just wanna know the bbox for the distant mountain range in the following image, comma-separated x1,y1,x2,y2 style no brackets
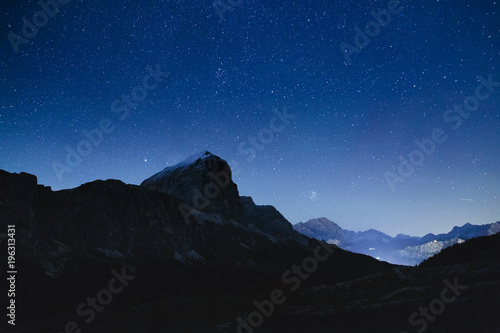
294,217,500,265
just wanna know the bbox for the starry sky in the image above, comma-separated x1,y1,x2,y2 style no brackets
1,0,499,236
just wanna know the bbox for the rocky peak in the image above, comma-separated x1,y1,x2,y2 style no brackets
488,221,500,235
294,217,345,241
140,151,241,217
140,152,305,243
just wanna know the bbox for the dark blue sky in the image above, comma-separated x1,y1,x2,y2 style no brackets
1,0,499,236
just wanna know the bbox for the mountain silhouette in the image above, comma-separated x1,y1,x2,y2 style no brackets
0,152,499,332
0,152,392,332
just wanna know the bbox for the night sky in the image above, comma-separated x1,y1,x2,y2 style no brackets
1,0,499,236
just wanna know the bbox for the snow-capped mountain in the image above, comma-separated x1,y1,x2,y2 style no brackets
294,217,500,265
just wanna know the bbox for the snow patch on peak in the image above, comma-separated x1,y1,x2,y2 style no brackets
142,151,217,187
176,151,212,167
165,151,213,171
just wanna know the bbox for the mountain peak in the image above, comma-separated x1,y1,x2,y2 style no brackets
141,151,228,189
179,150,213,165
140,151,241,217
161,151,217,172
294,217,345,241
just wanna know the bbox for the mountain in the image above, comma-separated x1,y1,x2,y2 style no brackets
293,217,347,244
141,151,243,218
1,152,499,332
294,217,500,265
0,152,394,332
140,151,302,242
1,152,500,332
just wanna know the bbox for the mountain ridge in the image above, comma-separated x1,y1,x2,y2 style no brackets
294,217,500,265
1,152,500,332
0,152,396,331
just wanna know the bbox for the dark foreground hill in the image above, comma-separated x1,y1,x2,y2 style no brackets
257,231,500,333
420,231,500,267
0,152,499,332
